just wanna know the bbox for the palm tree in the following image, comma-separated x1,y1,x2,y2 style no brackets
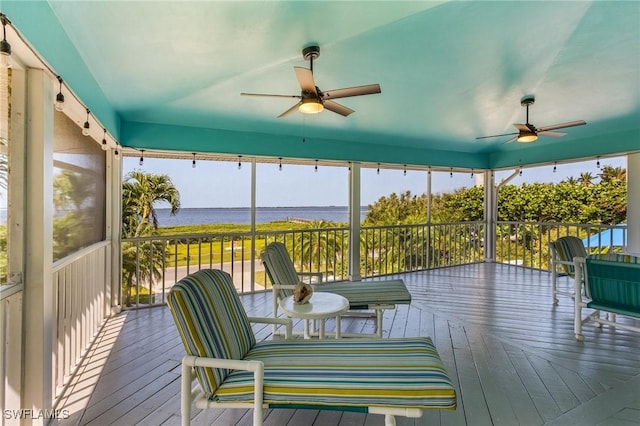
294,220,343,277
598,165,626,183
122,170,180,238
578,172,595,186
121,171,180,306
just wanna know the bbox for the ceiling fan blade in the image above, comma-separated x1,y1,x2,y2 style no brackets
277,102,302,118
322,84,381,100
504,136,518,144
241,92,301,99
476,132,518,140
537,120,586,132
294,66,317,95
323,100,355,117
538,131,566,137
513,123,529,132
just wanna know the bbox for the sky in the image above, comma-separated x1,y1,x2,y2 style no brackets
122,155,627,209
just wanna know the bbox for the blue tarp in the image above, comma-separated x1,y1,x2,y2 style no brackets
582,226,627,247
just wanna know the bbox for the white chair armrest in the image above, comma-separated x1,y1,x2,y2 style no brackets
297,272,324,283
182,355,265,426
248,316,293,338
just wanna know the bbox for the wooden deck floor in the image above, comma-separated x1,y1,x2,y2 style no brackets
55,263,640,426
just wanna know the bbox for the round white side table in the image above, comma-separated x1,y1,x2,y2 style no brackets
278,292,349,339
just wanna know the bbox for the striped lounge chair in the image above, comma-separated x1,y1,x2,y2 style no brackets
167,269,457,426
549,236,587,305
261,241,411,338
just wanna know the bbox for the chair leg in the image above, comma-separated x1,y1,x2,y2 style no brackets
376,309,383,338
384,414,397,426
181,360,194,426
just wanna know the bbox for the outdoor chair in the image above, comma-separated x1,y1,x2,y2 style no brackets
167,269,457,426
573,254,640,341
260,241,411,338
549,236,587,305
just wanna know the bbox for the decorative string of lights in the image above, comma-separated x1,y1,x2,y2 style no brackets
450,168,453,178
0,13,11,68
82,108,91,136
55,76,65,111
553,162,557,173
377,163,380,175
192,153,196,168
278,157,282,171
0,13,11,144
1,12,120,153
139,150,145,166
471,169,474,178
237,155,242,170
315,159,318,172
101,128,108,150
596,156,601,169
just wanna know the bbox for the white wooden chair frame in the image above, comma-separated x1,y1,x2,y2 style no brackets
179,316,424,426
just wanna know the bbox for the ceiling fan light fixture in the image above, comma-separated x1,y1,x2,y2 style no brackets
298,98,323,114
517,131,538,143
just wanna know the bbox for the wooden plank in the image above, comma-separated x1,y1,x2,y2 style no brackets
447,323,493,426
502,348,562,422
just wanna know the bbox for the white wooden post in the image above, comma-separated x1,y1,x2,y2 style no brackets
348,162,361,281
23,68,54,420
484,171,496,262
109,145,122,313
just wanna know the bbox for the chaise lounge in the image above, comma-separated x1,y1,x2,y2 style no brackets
261,241,411,338
167,269,456,426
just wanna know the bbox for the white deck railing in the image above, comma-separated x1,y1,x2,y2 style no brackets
121,222,486,308
496,221,628,269
51,241,109,403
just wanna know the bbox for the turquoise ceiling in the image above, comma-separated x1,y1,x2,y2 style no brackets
4,1,639,169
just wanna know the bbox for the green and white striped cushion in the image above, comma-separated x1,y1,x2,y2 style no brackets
167,269,256,397
262,242,411,308
553,236,587,276
261,242,301,299
590,253,640,264
216,337,457,410
313,280,411,308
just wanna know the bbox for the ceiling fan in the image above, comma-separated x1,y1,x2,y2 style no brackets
476,95,586,143
241,45,381,118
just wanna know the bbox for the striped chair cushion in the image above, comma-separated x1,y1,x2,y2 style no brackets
215,337,457,410
552,236,587,276
261,242,301,299
589,253,640,264
313,279,411,309
167,269,256,398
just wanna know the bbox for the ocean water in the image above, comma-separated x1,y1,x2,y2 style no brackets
155,206,368,227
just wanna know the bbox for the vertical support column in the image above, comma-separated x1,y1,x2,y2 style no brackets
250,158,257,291
348,163,361,281
23,68,54,419
109,148,122,313
627,153,640,254
484,171,496,262
426,169,432,268
4,62,26,424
